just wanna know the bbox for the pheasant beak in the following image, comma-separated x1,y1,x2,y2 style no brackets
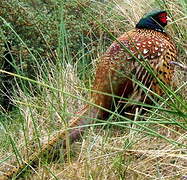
170,61,187,72
167,16,172,22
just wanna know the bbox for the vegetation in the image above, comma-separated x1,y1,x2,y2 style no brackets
0,0,186,179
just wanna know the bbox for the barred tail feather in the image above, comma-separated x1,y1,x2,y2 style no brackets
1,104,91,180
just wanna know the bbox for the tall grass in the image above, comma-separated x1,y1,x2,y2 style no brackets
0,0,186,179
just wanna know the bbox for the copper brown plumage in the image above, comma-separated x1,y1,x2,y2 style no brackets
92,11,177,118
1,9,178,179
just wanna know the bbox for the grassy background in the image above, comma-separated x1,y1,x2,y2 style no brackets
0,0,187,179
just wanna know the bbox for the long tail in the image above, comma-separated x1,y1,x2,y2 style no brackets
1,104,92,180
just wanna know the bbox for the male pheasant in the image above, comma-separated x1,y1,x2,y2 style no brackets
1,9,178,179
92,9,177,119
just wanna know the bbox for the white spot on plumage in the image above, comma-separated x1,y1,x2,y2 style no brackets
127,55,132,60
158,52,161,56
136,47,140,49
151,55,154,59
138,54,141,59
148,41,152,44
131,50,135,54
143,49,149,54
155,41,159,45
142,45,146,47
155,47,159,50
160,48,164,52
137,43,141,46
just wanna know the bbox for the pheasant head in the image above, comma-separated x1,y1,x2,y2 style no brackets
136,9,168,32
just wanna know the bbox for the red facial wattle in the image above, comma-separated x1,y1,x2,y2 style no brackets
158,13,167,24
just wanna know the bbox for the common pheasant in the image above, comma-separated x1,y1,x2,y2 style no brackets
1,9,178,179
92,9,178,119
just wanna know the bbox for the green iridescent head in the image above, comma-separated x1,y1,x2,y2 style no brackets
136,10,168,32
